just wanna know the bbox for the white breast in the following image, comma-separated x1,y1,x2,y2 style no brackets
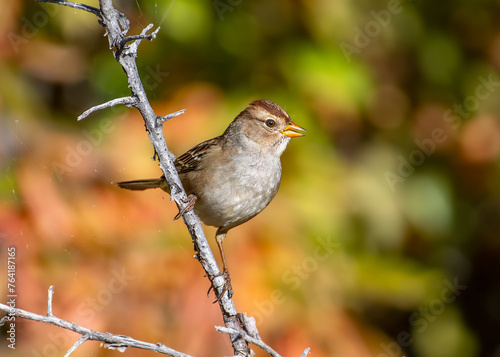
193,153,282,230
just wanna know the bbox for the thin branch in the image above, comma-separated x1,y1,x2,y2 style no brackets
36,0,102,18
216,326,282,357
237,313,260,340
0,313,9,326
64,335,90,357
300,348,311,357
47,285,54,316
116,23,160,58
216,326,311,357
120,25,161,48
157,109,186,127
0,300,193,357
77,96,136,121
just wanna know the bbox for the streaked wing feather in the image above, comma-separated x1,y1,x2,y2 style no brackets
174,137,220,174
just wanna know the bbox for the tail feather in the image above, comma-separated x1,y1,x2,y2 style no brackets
117,178,166,191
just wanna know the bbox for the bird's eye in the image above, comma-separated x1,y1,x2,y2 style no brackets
265,118,276,128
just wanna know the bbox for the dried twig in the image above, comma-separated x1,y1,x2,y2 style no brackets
216,326,282,357
115,24,161,57
120,26,161,47
0,288,192,357
64,335,90,357
300,348,311,357
47,285,54,316
37,0,101,17
77,96,136,120
157,109,186,126
215,326,310,357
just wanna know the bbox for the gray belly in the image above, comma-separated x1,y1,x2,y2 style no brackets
193,159,282,230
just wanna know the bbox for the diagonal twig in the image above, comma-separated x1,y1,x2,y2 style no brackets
77,96,136,121
64,335,90,357
120,25,161,48
36,0,102,18
116,23,161,58
157,109,186,127
300,348,311,357
0,287,193,357
216,326,282,357
216,326,311,357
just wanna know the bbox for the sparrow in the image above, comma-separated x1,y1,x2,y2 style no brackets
117,99,306,298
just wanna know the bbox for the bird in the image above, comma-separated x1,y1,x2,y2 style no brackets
117,99,306,298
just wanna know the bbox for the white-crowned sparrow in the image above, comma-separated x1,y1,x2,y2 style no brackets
118,99,305,296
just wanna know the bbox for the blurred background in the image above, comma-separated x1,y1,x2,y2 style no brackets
1,0,500,356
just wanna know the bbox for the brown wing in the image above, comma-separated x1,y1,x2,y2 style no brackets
174,136,221,174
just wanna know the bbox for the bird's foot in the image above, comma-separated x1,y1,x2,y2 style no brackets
174,194,197,220
207,270,233,303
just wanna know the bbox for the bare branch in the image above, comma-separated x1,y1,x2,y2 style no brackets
116,23,160,58
64,335,90,357
120,25,161,48
77,96,136,121
0,302,193,357
237,313,260,339
300,348,311,357
157,109,186,127
0,313,9,326
36,0,102,18
216,326,310,357
47,285,54,316
216,326,282,357
99,0,130,50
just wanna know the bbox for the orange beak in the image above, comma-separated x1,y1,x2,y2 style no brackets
281,121,307,138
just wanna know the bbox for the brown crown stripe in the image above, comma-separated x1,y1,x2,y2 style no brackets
249,99,290,119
